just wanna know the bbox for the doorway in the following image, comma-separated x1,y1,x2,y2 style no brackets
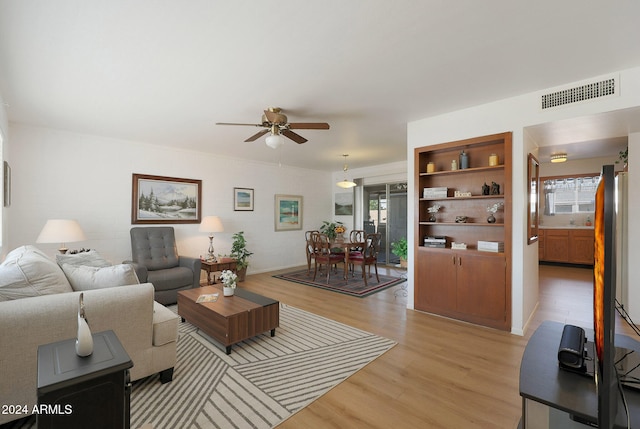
362,182,407,265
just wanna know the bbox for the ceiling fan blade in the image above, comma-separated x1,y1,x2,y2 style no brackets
216,122,265,127
288,122,330,130
282,129,308,144
244,129,270,142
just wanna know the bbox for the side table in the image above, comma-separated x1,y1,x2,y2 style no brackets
200,259,237,285
37,330,133,429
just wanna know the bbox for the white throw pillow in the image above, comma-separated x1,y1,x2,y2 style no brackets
61,263,140,291
56,250,111,268
0,245,73,301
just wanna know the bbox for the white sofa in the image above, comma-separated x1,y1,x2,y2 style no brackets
0,246,179,425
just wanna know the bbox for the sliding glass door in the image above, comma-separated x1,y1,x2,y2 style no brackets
362,182,407,265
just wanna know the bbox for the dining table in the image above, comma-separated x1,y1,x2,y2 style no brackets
331,240,366,282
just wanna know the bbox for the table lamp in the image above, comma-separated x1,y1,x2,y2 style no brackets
36,219,87,254
199,216,224,262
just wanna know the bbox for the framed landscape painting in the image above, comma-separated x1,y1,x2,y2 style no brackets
234,187,254,211
132,174,202,224
274,194,303,231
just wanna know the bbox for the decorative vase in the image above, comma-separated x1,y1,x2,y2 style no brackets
223,286,235,297
460,150,469,169
428,214,436,222
76,293,93,357
487,214,496,224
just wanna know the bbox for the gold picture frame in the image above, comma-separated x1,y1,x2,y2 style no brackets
132,173,202,224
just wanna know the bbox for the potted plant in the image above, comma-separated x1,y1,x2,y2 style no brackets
230,231,253,281
616,146,628,171
391,237,408,268
320,221,344,241
220,269,237,296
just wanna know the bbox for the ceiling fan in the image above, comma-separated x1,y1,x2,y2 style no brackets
216,107,330,148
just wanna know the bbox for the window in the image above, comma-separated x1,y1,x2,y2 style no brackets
543,175,600,215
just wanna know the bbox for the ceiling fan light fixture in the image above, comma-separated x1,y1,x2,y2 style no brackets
550,153,568,163
336,154,357,188
265,132,284,149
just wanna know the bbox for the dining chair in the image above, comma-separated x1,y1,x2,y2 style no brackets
349,232,381,286
305,230,319,274
312,232,345,284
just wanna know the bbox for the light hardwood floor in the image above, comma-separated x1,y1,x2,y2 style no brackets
238,264,637,429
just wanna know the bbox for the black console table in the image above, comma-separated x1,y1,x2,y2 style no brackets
519,321,640,428
37,330,133,429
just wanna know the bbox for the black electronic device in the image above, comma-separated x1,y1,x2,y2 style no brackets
558,324,586,371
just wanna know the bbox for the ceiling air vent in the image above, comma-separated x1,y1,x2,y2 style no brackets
541,77,617,110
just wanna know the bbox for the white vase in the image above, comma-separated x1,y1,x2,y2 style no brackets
75,293,93,357
223,286,235,297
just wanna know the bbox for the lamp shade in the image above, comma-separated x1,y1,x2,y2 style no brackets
336,179,357,188
36,219,87,253
199,216,224,233
265,134,284,149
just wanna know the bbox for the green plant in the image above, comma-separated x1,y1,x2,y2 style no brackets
320,221,344,240
230,231,253,270
616,146,628,165
391,237,408,260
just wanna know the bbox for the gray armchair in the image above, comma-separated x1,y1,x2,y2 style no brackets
129,227,201,305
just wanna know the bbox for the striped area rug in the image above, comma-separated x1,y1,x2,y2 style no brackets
131,303,395,428
3,304,395,429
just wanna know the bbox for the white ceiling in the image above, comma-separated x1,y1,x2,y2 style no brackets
1,1,639,171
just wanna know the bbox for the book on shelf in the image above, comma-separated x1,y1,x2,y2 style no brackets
424,235,446,244
424,243,446,248
423,187,448,198
477,241,504,252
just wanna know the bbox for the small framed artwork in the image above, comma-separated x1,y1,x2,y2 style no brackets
132,173,202,224
274,194,303,231
3,161,10,208
335,192,353,215
234,187,254,211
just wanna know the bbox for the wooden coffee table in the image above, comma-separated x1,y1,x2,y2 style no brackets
177,286,279,354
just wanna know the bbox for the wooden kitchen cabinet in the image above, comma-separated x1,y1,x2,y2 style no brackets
542,229,569,262
568,229,595,265
539,228,594,265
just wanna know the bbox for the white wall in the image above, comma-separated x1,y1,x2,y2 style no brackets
408,67,640,334
6,124,333,274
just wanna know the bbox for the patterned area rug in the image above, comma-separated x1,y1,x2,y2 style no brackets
2,304,395,429
274,268,406,297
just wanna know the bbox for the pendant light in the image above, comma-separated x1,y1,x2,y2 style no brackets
336,154,357,188
265,125,284,149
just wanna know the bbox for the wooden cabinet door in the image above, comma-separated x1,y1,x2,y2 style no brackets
456,252,506,326
538,229,545,260
569,230,595,264
415,248,456,313
543,230,570,262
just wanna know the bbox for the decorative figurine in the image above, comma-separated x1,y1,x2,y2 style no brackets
455,216,468,223
76,293,93,357
490,181,500,195
482,182,490,195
